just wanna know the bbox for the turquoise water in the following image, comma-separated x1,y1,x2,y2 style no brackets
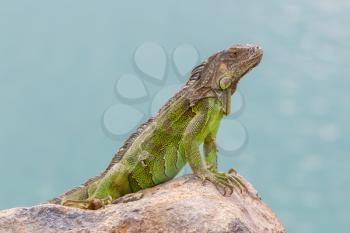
0,1,349,232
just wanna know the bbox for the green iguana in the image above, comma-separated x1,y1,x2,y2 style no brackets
49,44,263,210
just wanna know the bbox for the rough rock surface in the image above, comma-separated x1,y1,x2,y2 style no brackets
0,174,285,233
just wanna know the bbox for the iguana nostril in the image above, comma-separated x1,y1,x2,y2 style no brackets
254,46,263,54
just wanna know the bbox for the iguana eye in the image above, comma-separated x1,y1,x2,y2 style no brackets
219,76,232,89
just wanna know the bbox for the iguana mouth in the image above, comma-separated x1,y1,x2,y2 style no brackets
238,52,263,79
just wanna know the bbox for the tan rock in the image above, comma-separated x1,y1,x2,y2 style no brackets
0,175,285,233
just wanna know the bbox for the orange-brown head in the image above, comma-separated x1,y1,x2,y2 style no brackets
187,44,263,115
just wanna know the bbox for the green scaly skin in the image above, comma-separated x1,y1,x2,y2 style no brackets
49,44,263,210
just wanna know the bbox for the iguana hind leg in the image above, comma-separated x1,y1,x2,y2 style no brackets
62,196,112,210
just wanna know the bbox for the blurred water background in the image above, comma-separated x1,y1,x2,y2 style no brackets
0,1,349,232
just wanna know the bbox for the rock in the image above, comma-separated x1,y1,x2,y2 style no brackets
0,175,285,233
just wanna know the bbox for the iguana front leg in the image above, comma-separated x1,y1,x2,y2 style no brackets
204,134,218,172
184,99,248,195
203,132,248,194
182,100,232,195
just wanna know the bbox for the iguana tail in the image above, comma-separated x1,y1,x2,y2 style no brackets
48,177,100,204
48,152,125,205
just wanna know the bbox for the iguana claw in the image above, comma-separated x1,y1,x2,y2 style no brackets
227,169,248,194
196,168,248,196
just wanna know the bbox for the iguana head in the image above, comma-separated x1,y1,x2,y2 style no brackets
188,44,263,115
